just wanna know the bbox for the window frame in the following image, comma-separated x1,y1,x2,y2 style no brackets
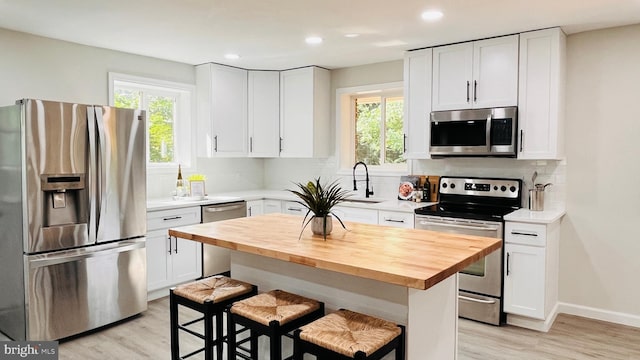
108,72,196,173
336,82,408,176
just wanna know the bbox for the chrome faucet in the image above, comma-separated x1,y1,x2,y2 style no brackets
352,161,374,198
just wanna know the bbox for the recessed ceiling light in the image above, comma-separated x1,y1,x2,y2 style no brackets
305,36,323,45
421,10,444,21
345,34,360,38
224,53,240,60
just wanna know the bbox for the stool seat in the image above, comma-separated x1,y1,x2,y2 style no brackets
227,289,325,360
170,275,257,360
298,309,402,357
230,289,322,326
173,275,255,304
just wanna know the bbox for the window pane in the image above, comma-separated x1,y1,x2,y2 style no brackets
146,94,176,163
355,97,381,165
385,97,404,164
114,88,140,109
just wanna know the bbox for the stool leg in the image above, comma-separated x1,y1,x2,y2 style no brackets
250,328,258,359
269,321,281,360
396,325,406,360
204,303,214,360
227,312,236,360
170,290,179,360
292,329,302,360
215,310,223,360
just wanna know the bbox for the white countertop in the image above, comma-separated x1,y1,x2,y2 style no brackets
147,190,433,213
504,208,566,224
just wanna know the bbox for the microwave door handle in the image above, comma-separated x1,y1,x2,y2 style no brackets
485,114,492,151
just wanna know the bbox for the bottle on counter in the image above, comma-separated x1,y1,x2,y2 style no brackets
423,178,431,201
176,164,184,197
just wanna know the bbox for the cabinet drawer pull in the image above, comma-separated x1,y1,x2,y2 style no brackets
459,295,496,304
287,207,302,212
163,216,182,221
511,231,538,237
384,218,405,223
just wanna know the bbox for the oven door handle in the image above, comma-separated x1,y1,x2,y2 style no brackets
459,295,497,304
418,220,499,232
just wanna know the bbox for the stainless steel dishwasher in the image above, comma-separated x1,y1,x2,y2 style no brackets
201,201,247,277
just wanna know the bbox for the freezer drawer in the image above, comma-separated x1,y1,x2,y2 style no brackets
25,239,147,340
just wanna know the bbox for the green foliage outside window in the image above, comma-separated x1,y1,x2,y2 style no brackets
114,89,176,163
355,96,404,165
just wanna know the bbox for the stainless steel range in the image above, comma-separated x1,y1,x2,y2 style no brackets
415,176,522,325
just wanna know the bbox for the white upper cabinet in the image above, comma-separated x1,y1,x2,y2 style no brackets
403,48,433,159
517,28,566,160
279,66,330,158
196,63,248,157
248,70,280,157
432,35,519,111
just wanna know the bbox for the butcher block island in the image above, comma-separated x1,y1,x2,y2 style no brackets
169,213,501,360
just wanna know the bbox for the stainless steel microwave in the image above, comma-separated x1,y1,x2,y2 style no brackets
430,106,517,157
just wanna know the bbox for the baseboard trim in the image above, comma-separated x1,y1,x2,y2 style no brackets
507,303,559,332
557,302,640,328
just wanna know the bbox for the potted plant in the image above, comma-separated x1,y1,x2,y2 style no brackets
288,177,350,240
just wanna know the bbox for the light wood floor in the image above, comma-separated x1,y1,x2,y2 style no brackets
56,296,640,359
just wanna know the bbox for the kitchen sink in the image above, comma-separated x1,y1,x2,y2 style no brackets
342,198,384,204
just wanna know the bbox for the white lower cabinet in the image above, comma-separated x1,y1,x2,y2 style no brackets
504,220,560,330
146,206,202,299
378,210,415,228
264,199,283,214
332,206,378,225
246,200,264,217
283,201,306,216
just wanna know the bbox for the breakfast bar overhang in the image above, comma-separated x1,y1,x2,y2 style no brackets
168,213,501,360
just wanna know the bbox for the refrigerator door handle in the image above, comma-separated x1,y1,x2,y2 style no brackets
27,238,146,268
94,106,107,239
87,106,97,242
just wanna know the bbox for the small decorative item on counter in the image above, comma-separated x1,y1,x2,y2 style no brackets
175,164,185,197
287,177,350,240
398,175,420,201
187,174,207,199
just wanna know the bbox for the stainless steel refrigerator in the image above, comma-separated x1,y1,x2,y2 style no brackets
0,99,147,341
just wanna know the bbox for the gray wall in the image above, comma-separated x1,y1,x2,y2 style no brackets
0,28,264,198
561,24,640,319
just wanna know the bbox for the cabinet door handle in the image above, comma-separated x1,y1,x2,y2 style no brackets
174,237,178,254
506,252,510,276
249,136,253,153
474,80,478,102
167,236,172,255
466,81,470,102
214,135,218,152
383,218,405,223
520,130,524,152
163,216,182,221
403,133,407,153
511,231,538,237
248,206,252,217
279,137,283,152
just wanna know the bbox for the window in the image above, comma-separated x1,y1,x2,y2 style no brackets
108,72,195,169
336,82,407,174
354,92,404,165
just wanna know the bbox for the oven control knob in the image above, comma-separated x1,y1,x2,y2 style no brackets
494,186,498,191
442,183,448,188
500,185,507,192
450,183,456,189
510,186,517,192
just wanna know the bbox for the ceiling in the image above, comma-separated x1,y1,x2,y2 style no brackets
1,0,640,70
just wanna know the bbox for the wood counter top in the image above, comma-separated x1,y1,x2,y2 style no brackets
168,213,501,290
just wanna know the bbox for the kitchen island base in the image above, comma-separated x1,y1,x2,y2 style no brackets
230,251,458,360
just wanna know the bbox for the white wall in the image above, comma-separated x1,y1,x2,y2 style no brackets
560,24,640,321
0,28,264,199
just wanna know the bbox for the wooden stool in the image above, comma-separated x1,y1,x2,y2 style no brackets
293,309,405,360
227,289,325,360
170,275,257,360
